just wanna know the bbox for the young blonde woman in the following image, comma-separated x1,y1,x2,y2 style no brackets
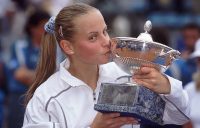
23,3,190,128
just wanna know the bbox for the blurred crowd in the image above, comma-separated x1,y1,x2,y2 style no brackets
0,0,200,128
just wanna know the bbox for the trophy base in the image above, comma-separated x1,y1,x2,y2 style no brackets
94,83,165,125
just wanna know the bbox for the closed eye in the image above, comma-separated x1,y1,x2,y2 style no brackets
88,33,98,42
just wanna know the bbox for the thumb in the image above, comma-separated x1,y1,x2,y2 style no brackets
140,67,152,74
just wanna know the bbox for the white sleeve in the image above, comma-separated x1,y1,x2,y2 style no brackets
22,122,61,128
161,75,190,125
184,82,195,100
22,94,62,128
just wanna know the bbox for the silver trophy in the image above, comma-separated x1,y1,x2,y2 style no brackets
94,20,180,125
112,20,180,75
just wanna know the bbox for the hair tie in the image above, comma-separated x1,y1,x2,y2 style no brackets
44,16,56,34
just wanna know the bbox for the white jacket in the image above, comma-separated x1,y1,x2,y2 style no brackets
23,59,190,128
185,82,200,128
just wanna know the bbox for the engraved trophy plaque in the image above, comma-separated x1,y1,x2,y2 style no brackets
94,21,180,125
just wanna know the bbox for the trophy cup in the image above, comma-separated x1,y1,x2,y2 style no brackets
94,20,180,125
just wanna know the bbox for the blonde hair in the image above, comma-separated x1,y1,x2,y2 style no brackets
25,3,96,105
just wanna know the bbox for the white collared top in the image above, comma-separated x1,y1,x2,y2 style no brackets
185,82,200,128
23,59,190,128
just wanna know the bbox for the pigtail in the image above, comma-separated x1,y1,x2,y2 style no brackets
25,32,57,105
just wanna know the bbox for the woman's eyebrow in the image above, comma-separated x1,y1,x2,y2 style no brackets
88,31,98,35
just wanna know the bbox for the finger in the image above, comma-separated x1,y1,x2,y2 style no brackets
134,67,154,75
115,117,138,123
133,69,159,79
133,74,152,79
110,117,138,128
134,79,155,91
105,113,120,119
109,121,127,128
101,113,121,126
133,73,154,80
141,67,153,73
134,77,157,84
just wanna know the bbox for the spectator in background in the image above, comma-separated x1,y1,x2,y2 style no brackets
0,0,36,63
112,14,131,37
184,38,200,128
6,10,50,128
177,23,200,60
0,64,4,128
150,27,170,45
0,43,7,128
166,23,200,86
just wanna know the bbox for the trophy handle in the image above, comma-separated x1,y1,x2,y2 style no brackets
158,49,181,66
115,75,138,86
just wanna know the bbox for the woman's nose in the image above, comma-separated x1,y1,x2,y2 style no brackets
101,35,110,47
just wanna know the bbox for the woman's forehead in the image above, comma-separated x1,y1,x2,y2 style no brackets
73,10,106,32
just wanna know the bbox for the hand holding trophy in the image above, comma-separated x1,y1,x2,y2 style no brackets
94,20,180,125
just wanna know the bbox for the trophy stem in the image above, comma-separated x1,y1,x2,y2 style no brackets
116,75,138,86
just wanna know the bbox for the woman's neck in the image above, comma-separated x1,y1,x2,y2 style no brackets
68,62,99,90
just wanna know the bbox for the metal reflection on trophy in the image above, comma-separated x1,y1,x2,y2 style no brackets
112,21,180,75
94,20,180,125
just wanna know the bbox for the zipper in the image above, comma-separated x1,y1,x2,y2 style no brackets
93,91,96,101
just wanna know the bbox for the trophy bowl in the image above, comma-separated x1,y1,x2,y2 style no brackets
94,21,180,125
111,37,180,75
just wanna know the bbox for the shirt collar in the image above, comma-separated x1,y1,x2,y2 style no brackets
59,59,86,87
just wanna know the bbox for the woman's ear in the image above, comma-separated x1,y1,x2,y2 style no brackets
60,40,74,55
